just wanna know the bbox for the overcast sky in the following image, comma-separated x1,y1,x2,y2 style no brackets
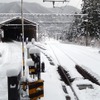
0,0,82,9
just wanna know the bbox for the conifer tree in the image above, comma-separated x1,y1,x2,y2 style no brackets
81,0,100,38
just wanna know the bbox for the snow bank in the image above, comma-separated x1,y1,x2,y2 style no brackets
26,59,34,66
0,43,6,57
72,79,100,100
21,76,35,82
6,64,22,77
81,65,100,84
26,76,35,82
26,43,34,49
29,47,40,54
72,79,93,86
35,42,47,50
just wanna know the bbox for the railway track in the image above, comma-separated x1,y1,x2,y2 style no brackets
59,44,100,62
46,43,100,100
53,43,100,85
48,43,80,100
55,44,99,64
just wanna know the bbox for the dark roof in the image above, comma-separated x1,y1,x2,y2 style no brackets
0,17,37,27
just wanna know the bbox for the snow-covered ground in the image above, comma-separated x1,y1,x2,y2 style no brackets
0,42,22,100
0,39,100,100
43,39,100,100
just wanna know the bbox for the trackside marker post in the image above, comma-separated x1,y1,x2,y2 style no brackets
6,66,22,100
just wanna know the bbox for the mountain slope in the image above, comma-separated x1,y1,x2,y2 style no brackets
49,5,80,14
0,2,52,13
0,2,25,13
23,2,52,13
0,2,80,14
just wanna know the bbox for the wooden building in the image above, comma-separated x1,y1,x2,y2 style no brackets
0,17,38,42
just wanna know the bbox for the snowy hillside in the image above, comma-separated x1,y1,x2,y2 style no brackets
0,2,51,13
0,39,100,100
49,5,80,14
0,2,80,13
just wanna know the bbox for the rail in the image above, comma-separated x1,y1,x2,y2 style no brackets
48,44,80,100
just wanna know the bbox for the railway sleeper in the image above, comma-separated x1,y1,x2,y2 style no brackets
62,85,68,93
75,65,100,86
58,65,74,85
62,85,71,100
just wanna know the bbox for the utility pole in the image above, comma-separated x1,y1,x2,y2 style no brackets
86,21,88,46
21,0,25,76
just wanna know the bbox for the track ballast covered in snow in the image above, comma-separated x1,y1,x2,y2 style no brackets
0,39,100,100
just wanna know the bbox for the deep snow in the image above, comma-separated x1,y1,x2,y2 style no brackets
0,39,100,100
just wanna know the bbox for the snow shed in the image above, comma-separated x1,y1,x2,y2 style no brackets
0,17,37,42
